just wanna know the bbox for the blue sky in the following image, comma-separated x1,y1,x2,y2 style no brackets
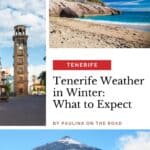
104,0,150,11
0,130,150,150
0,0,45,69
0,0,45,82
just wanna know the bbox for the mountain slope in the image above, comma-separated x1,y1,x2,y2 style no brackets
50,0,120,17
33,136,102,150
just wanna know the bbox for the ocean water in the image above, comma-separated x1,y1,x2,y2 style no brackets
80,12,150,31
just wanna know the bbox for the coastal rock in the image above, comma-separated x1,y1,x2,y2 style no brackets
50,0,120,17
60,7,78,17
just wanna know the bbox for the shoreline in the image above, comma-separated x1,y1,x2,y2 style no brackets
50,17,150,48
77,18,150,32
81,13,120,17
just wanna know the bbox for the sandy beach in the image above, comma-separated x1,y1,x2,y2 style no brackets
50,17,150,48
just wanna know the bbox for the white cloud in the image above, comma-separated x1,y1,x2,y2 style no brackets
106,0,144,6
0,0,45,17
0,0,45,48
118,7,150,12
119,132,150,150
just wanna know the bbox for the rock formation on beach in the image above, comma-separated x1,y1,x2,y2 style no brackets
50,0,120,17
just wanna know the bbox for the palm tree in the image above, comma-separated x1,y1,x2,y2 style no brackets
38,71,46,86
5,83,11,95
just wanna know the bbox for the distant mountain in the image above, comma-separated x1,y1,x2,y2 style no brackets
50,0,120,18
33,136,102,150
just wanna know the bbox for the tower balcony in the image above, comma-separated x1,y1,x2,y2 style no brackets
17,62,23,65
17,53,24,56
17,71,24,74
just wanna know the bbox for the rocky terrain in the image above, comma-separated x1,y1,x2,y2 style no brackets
50,0,120,17
33,136,102,150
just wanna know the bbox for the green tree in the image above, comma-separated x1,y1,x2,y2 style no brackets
5,83,11,95
38,71,46,86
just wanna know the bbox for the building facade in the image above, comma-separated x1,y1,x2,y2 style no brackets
13,25,28,95
29,75,46,95
0,58,2,85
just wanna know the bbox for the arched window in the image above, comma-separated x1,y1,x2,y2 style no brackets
19,28,22,35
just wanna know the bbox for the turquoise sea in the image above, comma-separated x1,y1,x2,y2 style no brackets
80,12,150,31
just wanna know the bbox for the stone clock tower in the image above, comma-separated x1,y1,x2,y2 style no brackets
13,25,28,95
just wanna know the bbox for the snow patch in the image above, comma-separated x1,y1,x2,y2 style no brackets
58,136,81,145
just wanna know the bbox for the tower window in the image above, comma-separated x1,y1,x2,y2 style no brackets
17,49,23,56
19,28,22,35
18,67,23,74
19,76,23,81
18,58,23,65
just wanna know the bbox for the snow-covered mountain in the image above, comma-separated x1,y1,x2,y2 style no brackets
33,136,102,150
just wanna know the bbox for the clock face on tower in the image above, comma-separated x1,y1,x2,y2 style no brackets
16,43,23,50
19,45,23,50
16,43,24,55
